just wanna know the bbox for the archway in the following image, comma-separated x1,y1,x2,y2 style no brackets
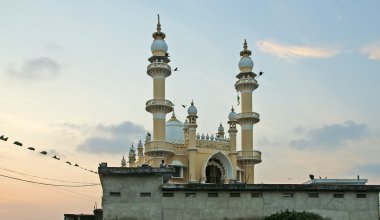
202,151,233,183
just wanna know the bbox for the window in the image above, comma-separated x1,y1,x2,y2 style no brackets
163,192,174,197
283,193,294,198
173,166,183,178
230,193,240,197
356,193,366,198
208,192,218,198
308,193,319,198
333,193,344,198
109,192,120,196
252,193,262,198
185,192,196,197
140,192,151,197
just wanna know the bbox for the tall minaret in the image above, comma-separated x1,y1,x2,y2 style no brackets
145,15,174,167
235,39,261,184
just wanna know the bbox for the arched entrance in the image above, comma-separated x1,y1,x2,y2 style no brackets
205,157,224,183
203,152,233,183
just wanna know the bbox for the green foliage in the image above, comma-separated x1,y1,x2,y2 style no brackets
265,209,327,220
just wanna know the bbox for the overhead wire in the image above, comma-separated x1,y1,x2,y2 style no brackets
0,173,100,187
0,167,98,184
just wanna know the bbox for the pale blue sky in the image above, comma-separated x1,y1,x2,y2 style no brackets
0,1,380,219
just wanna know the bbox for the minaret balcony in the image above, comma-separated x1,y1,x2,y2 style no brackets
146,99,174,114
236,112,260,124
144,141,175,156
147,63,171,78
235,78,258,92
237,150,262,164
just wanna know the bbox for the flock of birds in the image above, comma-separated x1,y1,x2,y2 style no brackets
0,134,97,174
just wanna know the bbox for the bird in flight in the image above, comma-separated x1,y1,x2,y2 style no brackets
40,151,47,155
27,147,35,151
13,141,22,146
173,67,178,71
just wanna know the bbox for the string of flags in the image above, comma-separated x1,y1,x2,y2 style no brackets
0,134,98,174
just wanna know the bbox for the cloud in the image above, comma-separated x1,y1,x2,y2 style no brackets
352,163,380,176
76,121,146,154
256,40,339,59
8,57,61,81
360,41,380,60
290,121,368,149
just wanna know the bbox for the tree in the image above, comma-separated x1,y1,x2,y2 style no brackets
265,209,328,220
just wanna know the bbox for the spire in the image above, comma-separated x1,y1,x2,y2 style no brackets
240,39,252,56
231,105,234,112
152,14,166,39
156,14,161,33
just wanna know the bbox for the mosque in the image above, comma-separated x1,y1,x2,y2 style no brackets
123,15,261,185
89,16,380,220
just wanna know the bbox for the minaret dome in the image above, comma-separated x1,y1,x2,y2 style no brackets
187,100,198,115
238,39,254,73
151,14,168,56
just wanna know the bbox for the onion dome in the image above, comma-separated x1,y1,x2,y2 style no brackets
137,140,143,149
121,156,126,167
218,123,224,132
187,100,198,115
228,106,237,121
206,133,209,140
196,133,200,139
151,14,168,56
238,39,254,73
201,133,205,139
210,134,214,141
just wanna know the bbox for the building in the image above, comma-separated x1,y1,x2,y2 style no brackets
96,16,380,220
126,14,261,185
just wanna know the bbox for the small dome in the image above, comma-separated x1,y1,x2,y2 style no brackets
210,134,214,141
238,56,254,72
137,140,143,148
187,100,198,115
196,133,200,139
228,107,237,121
151,40,168,53
129,144,135,154
218,123,224,132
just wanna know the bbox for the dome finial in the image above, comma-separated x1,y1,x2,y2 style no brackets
240,39,252,56
231,105,234,112
152,14,165,39
157,14,161,33
191,100,194,106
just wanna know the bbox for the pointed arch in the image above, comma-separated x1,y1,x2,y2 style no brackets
201,151,234,183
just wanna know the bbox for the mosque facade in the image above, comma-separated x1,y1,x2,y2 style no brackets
125,15,261,185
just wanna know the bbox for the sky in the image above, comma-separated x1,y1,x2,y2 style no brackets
1,1,380,219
